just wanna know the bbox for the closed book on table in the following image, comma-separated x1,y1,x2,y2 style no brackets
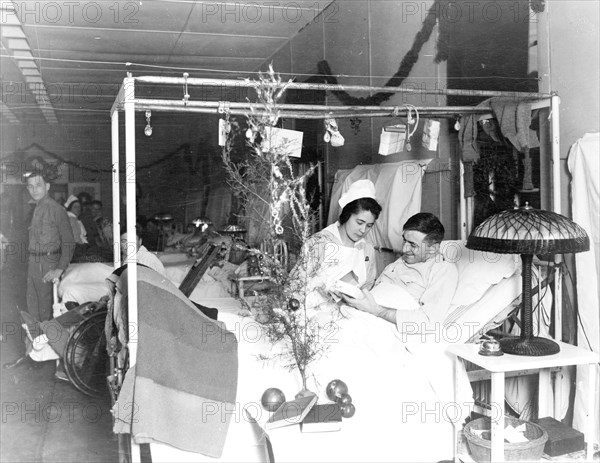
301,403,342,433
265,393,317,430
534,416,584,457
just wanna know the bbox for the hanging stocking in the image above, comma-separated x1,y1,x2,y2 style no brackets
324,118,345,147
521,148,535,191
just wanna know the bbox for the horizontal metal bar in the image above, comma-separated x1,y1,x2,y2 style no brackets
133,75,551,99
120,98,502,120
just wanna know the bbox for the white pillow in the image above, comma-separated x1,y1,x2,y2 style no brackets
440,240,520,306
371,281,419,311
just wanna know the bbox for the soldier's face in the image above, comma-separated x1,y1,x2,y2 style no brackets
26,175,50,202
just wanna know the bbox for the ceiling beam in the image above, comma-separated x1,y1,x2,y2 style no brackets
1,0,57,124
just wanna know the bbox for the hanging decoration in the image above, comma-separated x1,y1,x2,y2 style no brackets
378,104,419,155
349,117,362,135
144,110,153,136
403,104,419,151
316,0,451,107
315,0,542,107
13,142,194,174
323,117,345,147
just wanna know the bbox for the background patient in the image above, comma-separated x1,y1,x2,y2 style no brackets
120,228,167,277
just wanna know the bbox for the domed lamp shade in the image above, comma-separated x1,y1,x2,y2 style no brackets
467,205,590,356
154,213,174,222
220,224,247,241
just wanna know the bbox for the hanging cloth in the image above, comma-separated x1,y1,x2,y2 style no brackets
458,97,541,195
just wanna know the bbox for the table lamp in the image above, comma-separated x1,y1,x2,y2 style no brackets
220,224,247,242
466,204,589,356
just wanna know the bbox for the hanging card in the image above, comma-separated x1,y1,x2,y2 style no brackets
422,119,440,151
262,127,303,158
218,119,230,147
378,125,406,156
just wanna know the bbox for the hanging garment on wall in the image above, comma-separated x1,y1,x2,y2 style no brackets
458,97,541,196
568,132,600,444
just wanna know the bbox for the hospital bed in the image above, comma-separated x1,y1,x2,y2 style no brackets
106,237,551,463
25,244,226,397
103,70,573,462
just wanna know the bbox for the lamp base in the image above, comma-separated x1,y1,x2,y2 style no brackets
500,336,560,356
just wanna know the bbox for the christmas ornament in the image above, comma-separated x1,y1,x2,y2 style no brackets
337,393,352,406
261,388,286,412
326,379,348,401
288,298,300,311
340,403,356,418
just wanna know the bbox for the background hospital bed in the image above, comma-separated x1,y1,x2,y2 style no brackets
36,245,223,398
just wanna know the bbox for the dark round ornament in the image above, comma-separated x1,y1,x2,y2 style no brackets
340,403,356,418
261,388,286,412
326,379,348,401
288,298,300,311
337,393,352,406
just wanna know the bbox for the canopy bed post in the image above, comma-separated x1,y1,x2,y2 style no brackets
122,74,139,366
550,94,564,344
108,72,572,463
459,161,468,240
124,74,142,463
111,110,121,269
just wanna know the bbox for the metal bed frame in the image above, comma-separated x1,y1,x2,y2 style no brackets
109,73,564,461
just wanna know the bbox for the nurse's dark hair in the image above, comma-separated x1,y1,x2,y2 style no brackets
402,212,445,244
339,197,382,225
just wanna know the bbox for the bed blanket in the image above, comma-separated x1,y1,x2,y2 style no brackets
111,266,238,458
148,298,473,463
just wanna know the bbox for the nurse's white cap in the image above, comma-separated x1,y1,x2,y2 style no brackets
338,179,377,210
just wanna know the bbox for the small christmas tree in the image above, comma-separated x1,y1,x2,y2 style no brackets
221,66,331,393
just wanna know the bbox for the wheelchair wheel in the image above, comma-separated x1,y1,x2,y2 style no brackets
64,310,109,397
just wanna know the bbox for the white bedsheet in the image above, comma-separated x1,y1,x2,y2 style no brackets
58,262,114,304
149,298,472,463
57,255,236,304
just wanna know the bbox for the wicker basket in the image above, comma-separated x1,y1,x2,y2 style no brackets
464,416,548,462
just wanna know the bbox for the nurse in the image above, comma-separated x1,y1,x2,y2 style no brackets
292,179,382,310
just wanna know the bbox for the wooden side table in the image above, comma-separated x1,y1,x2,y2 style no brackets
448,341,598,462
229,275,275,298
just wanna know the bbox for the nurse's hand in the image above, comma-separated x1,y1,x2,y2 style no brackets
43,269,63,284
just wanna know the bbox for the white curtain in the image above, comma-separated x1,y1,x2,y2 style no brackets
328,160,431,249
568,132,599,443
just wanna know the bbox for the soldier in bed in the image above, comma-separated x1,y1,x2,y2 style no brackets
342,212,458,334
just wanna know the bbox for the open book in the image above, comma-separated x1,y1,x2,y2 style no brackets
330,271,364,300
265,392,318,430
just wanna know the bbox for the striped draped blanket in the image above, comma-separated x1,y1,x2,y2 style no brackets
111,266,238,458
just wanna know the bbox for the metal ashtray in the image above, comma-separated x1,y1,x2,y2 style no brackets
478,339,503,356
